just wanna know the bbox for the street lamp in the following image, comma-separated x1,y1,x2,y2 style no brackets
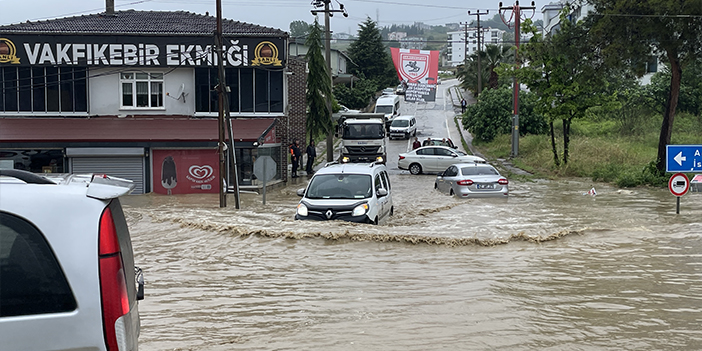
311,0,348,162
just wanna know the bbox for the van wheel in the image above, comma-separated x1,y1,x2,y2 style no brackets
413,130,417,137
373,216,379,225
409,163,422,175
434,183,438,189
450,189,455,196
390,206,394,216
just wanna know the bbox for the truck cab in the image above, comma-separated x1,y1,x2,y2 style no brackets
337,113,387,164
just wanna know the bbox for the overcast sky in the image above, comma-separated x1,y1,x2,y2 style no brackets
0,0,543,34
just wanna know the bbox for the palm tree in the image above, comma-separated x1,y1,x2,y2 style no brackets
484,44,513,90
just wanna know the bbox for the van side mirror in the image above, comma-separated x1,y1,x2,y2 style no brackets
296,188,305,197
376,188,388,197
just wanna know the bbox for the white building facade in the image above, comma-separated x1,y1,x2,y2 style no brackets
446,27,505,66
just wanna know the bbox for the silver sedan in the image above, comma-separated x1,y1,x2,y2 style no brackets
398,146,485,175
434,163,509,198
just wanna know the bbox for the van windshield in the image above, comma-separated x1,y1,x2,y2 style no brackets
306,174,372,199
374,105,393,114
391,119,409,127
342,123,384,139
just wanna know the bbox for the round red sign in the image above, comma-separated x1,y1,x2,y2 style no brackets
668,173,690,197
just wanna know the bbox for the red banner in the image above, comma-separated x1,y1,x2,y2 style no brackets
152,149,220,195
390,48,439,102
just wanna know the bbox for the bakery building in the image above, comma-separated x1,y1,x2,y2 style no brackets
0,9,307,194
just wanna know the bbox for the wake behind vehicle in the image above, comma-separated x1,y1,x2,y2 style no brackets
435,163,509,198
337,113,388,164
398,145,485,175
0,170,144,351
295,162,393,224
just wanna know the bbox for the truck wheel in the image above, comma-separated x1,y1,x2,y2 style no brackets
409,163,422,175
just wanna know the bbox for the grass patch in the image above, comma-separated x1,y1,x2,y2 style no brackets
470,115,702,188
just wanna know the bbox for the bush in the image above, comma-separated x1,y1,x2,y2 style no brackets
462,88,547,142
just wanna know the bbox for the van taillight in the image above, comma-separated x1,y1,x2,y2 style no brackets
99,206,130,351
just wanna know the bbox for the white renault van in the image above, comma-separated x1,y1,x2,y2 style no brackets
295,162,393,224
374,94,401,129
389,115,417,140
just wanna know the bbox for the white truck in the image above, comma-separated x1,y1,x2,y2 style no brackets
336,113,388,164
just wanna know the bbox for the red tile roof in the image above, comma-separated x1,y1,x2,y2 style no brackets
0,117,275,143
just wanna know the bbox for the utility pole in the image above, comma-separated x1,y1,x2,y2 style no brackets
311,0,348,162
468,10,489,95
215,0,240,208
499,1,536,158
215,0,226,208
459,21,469,64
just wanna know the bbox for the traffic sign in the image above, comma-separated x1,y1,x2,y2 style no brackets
666,145,702,172
668,173,690,197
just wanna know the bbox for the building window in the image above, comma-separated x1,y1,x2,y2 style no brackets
120,72,163,108
0,67,87,113
195,68,284,114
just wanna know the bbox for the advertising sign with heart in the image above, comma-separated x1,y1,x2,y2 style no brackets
152,149,219,194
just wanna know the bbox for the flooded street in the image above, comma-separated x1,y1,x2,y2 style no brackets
124,175,702,351
124,82,702,350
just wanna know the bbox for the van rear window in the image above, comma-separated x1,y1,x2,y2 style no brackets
0,212,76,317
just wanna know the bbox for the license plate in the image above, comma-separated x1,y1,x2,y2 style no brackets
477,184,494,189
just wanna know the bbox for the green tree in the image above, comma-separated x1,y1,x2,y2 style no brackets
289,20,311,40
484,44,513,90
348,17,398,91
333,78,377,110
513,14,617,166
462,87,546,142
305,19,332,144
588,0,702,173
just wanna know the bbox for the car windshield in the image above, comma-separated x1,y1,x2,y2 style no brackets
391,119,409,127
342,123,384,139
305,174,372,199
461,166,498,176
375,105,393,114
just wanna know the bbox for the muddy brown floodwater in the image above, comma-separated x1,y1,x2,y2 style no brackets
122,174,702,351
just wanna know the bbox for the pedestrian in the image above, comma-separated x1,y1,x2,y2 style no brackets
290,139,301,178
306,140,317,175
461,98,467,113
423,137,432,146
412,137,421,150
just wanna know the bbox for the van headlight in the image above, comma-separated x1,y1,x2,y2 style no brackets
375,156,384,163
297,203,308,217
352,203,369,216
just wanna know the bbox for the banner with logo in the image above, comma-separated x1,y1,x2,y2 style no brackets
152,149,219,195
390,48,439,102
0,35,285,68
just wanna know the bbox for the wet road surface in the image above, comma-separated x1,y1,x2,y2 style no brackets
124,81,702,350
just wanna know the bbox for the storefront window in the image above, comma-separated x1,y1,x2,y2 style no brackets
0,150,65,173
0,67,87,113
195,68,284,114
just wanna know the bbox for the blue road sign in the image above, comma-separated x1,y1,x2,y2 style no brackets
666,145,702,172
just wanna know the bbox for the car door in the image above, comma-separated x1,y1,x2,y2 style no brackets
379,170,392,218
373,173,387,220
435,148,458,171
416,148,438,172
437,165,457,193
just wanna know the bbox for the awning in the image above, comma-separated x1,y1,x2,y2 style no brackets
0,117,277,143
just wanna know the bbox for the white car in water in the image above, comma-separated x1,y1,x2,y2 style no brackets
435,163,509,198
295,162,393,224
398,145,485,175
